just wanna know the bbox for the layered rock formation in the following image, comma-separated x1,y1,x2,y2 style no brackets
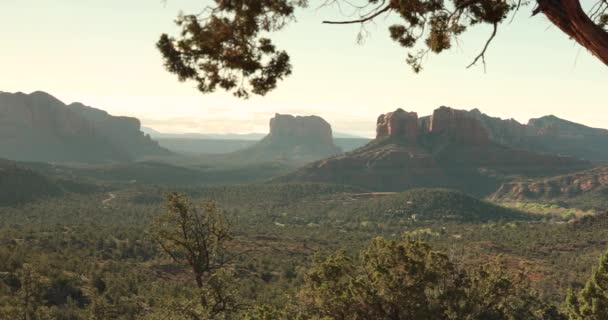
0,91,169,163
429,106,490,144
376,106,490,144
277,106,590,195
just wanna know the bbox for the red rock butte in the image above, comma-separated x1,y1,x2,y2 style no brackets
269,113,336,147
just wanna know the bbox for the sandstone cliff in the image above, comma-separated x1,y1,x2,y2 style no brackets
268,114,337,148
428,106,490,145
376,106,491,145
376,109,419,143
70,102,170,157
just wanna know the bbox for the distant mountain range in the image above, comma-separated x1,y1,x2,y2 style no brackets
145,117,371,155
142,126,368,140
0,91,170,163
64,114,370,186
153,137,371,155
141,128,267,141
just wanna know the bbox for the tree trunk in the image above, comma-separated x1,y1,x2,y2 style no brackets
195,273,203,288
537,0,608,65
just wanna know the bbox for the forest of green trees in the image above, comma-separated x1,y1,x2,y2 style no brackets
1,184,608,319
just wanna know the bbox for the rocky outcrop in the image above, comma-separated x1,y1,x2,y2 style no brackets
492,166,608,201
268,114,336,147
376,106,608,153
376,109,419,143
376,106,490,145
0,91,169,163
226,114,342,164
0,91,94,137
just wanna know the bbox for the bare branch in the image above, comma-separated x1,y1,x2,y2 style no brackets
322,5,391,24
467,23,498,72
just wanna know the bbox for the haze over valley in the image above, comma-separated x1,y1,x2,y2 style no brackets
2,0,608,318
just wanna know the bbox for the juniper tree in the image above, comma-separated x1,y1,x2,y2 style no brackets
294,236,561,319
151,193,237,319
158,0,608,98
566,248,608,320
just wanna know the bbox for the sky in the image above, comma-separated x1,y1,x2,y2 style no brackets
0,0,606,137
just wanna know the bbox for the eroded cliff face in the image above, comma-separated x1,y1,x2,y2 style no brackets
429,106,490,144
376,106,490,145
0,91,95,138
376,109,419,143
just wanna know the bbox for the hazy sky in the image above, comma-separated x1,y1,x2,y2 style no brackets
1,0,606,137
